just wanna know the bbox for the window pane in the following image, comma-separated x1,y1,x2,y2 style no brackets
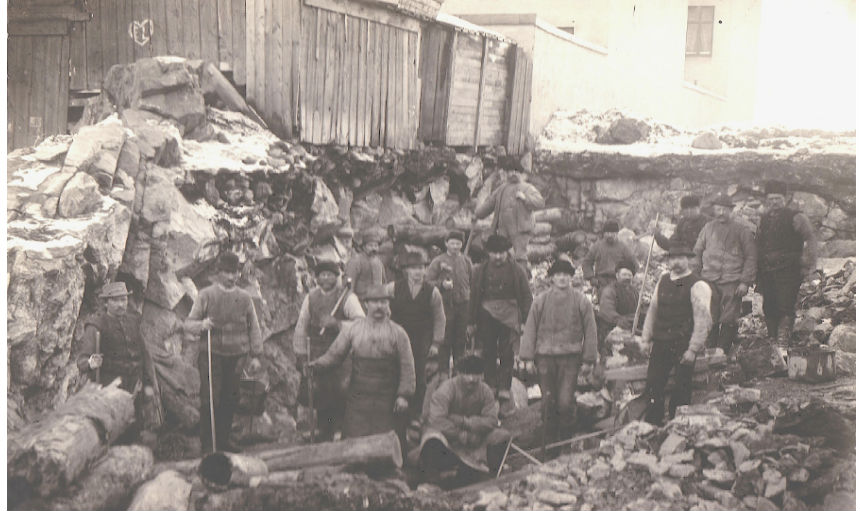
700,21,714,54
686,20,699,53
701,6,715,23
688,5,700,23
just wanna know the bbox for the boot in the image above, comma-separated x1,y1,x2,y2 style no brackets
719,323,738,361
764,316,780,341
777,317,794,345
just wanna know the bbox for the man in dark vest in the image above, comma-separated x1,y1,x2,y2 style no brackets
756,180,818,344
640,244,712,425
293,260,365,440
468,234,533,401
426,230,473,373
387,252,446,420
596,260,639,354
653,195,710,252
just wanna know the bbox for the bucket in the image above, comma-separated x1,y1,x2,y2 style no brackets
788,345,836,383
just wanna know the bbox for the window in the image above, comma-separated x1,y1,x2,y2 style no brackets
686,6,714,56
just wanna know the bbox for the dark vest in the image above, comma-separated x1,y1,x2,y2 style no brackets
652,273,700,344
90,312,145,392
482,261,517,301
390,279,433,337
307,286,346,358
757,208,804,271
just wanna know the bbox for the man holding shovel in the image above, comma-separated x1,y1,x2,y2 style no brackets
188,251,263,453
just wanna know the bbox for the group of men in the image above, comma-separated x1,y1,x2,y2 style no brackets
77,176,817,478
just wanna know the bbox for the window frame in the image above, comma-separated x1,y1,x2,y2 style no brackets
686,5,715,57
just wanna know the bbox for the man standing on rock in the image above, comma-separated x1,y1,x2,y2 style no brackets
693,196,756,357
641,244,712,425
755,180,818,344
188,251,263,453
293,260,365,441
583,220,639,295
597,261,640,353
475,170,545,270
653,195,710,251
468,234,532,401
520,259,598,443
426,230,472,373
310,284,415,449
387,252,446,421
345,229,387,301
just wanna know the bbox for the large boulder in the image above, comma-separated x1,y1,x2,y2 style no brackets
828,324,855,353
57,171,102,218
692,132,723,150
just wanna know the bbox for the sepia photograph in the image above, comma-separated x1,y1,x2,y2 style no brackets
5,0,856,509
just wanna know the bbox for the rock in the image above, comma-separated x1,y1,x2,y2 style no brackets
737,340,788,378
57,171,103,218
121,109,182,166
828,324,855,353
310,177,340,230
647,480,682,500
128,470,192,511
703,469,735,487
119,233,152,286
627,451,659,470
659,433,687,457
692,132,723,149
821,491,855,511
762,469,786,498
729,441,750,466
668,463,696,479
377,192,414,227
737,459,762,473
662,449,694,465
473,489,508,510
820,239,856,258
788,467,809,483
707,451,728,469
429,176,449,205
537,489,578,507
351,193,383,231
743,496,779,511
616,420,656,450
791,191,830,223
61,116,126,185
587,460,611,481
32,135,73,162
834,349,855,376
601,117,650,144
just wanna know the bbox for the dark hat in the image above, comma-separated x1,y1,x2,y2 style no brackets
457,354,484,375
363,284,392,301
218,251,241,272
680,195,701,209
99,281,132,298
485,234,512,253
403,251,427,268
666,243,695,258
314,260,340,276
547,259,577,276
764,180,788,196
603,220,620,233
446,230,465,243
615,260,636,274
711,195,734,208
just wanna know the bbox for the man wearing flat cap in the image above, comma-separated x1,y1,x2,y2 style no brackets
310,284,415,450
188,251,264,453
426,230,473,373
583,220,639,295
293,260,365,441
468,234,532,401
756,180,818,344
345,228,387,301
654,195,710,252
387,252,446,420
641,244,712,425
597,260,640,353
520,259,598,442
693,195,756,357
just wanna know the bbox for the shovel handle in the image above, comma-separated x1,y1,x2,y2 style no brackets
94,331,101,383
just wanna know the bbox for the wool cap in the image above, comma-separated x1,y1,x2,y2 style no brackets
446,230,465,243
403,251,427,268
666,243,695,258
548,259,577,276
603,220,620,233
711,195,734,208
363,284,392,301
218,251,241,273
485,234,513,253
99,281,132,298
314,260,340,276
615,260,636,274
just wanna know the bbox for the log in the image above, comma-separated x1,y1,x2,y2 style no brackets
604,351,726,382
127,470,192,511
533,222,552,236
262,430,403,472
8,381,136,498
533,208,563,223
154,452,267,487
248,465,345,487
387,223,449,246
51,445,154,511
200,62,267,129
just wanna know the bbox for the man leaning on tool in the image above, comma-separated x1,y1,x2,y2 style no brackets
641,244,712,426
187,251,263,453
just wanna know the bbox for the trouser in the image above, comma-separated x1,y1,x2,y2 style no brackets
404,326,433,420
707,281,742,352
198,352,242,453
758,267,803,340
536,354,582,443
510,233,531,269
476,308,515,393
644,340,695,426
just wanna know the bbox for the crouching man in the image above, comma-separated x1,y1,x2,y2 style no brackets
412,355,510,484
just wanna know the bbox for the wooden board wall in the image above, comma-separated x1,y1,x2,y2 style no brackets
68,0,247,91
505,46,532,155
417,23,452,143
8,32,70,150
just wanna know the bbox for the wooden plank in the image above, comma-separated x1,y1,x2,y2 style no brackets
185,0,201,59
381,25,391,147
9,5,91,22
320,11,334,144
407,30,416,149
216,0,233,66
292,0,302,129
338,13,349,145
165,0,182,56
245,0,256,99
397,30,407,148
131,0,153,61
85,0,102,87
443,31,458,146
232,0,245,84
100,0,117,71
281,0,292,137
432,29,450,141
8,20,68,36
305,0,419,33
69,21,87,90
120,0,135,65
367,21,378,147
300,2,312,142
312,8,326,144
254,0,266,113
418,27,439,142
264,0,279,123
200,0,219,63
12,37,32,149
347,16,358,146
505,48,521,154
386,27,397,147
43,36,61,137
30,37,48,146
356,18,366,146
149,0,168,57
59,34,71,135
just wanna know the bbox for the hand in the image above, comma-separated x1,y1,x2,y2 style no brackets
442,279,454,290
88,354,103,370
735,283,749,297
394,396,409,413
143,385,154,396
524,360,536,375
516,191,526,201
680,350,697,365
307,359,320,371
248,357,262,372
466,324,477,337
581,362,594,379
201,317,215,332
428,345,439,358
322,315,340,330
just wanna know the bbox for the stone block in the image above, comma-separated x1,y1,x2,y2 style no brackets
729,441,750,466
659,433,687,457
762,469,786,498
668,463,696,479
703,469,735,487
662,449,695,465
828,324,855,353
587,460,611,481
57,172,103,218
647,480,683,500
692,132,723,150
537,489,578,507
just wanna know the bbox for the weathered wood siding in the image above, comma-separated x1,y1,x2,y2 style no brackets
417,23,452,144
68,0,247,91
505,46,532,155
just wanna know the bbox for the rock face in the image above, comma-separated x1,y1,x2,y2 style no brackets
691,132,723,150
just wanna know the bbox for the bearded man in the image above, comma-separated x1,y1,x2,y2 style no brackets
345,229,387,301
597,261,640,353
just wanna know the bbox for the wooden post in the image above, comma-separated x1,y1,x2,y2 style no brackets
473,35,489,152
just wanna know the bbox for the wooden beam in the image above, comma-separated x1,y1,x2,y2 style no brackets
305,0,419,33
442,31,457,145
8,20,68,36
473,35,489,151
9,6,91,22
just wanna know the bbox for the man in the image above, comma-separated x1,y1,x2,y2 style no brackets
293,260,365,441
583,220,638,294
597,261,639,354
640,244,712,425
309,284,415,448
654,195,710,251
345,229,387,301
520,259,598,442
475,170,545,269
756,180,818,344
468,234,533,401
693,195,756,357
188,251,264,453
387,252,446,420
412,355,511,483
426,230,472,372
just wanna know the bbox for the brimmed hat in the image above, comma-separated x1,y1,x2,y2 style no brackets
603,220,620,233
680,195,700,209
218,251,241,272
711,195,734,208
764,180,788,196
314,260,340,276
446,230,465,243
485,234,512,253
99,281,132,299
547,259,577,276
403,252,427,268
666,243,695,258
615,260,636,274
363,284,392,301
457,355,484,375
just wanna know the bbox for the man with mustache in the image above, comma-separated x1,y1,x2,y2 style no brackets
310,284,415,449
755,180,818,344
583,220,638,296
693,195,757,358
597,260,640,353
293,260,365,441
345,229,387,301
640,244,712,425
467,234,532,401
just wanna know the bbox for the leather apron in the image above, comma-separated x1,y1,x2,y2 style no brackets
343,356,400,438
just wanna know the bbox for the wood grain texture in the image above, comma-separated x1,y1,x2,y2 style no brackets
200,0,219,64
245,0,256,102
217,0,233,66
232,0,245,83
69,21,87,89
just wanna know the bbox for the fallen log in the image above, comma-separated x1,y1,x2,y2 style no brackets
8,381,135,498
533,222,552,236
262,430,403,472
199,452,269,487
50,445,153,511
388,223,449,246
604,351,726,382
248,465,346,487
127,470,192,511
200,62,267,129
533,208,562,223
